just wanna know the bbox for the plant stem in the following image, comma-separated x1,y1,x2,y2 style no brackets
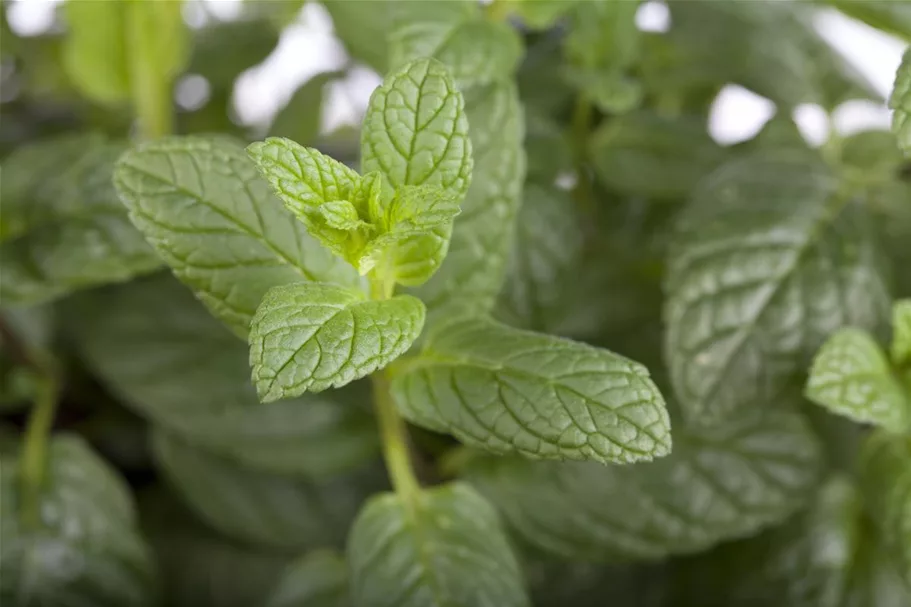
20,374,59,528
126,2,172,139
371,372,420,502
571,94,595,214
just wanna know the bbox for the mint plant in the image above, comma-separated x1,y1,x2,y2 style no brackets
2,2,911,606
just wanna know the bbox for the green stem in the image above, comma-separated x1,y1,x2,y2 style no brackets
371,372,420,502
126,1,172,139
20,374,59,528
571,94,595,213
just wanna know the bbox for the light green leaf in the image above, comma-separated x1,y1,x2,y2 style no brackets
859,431,911,588
0,435,157,605
894,300,911,367
141,490,291,607
564,67,642,115
152,428,383,550
465,409,823,562
265,551,349,607
0,135,160,305
892,49,911,156
347,483,530,607
63,0,187,106
411,81,526,317
391,316,671,464
496,183,584,331
665,154,891,425
361,58,472,286
63,274,378,477
390,6,523,88
589,110,725,201
361,57,472,198
246,136,370,263
668,476,911,607
114,135,360,337
806,328,910,432
249,282,425,402
321,201,368,231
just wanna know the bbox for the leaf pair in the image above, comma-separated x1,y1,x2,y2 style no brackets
246,137,463,284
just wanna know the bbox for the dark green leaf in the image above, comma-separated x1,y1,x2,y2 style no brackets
858,431,911,587
410,81,526,317
0,435,157,605
589,111,725,201
270,72,342,145
153,428,383,551
891,49,911,155
265,550,349,607
665,154,891,425
347,483,530,607
668,476,911,607
0,135,160,305
465,409,823,561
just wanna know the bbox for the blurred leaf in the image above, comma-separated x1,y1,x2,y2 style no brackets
589,111,725,201
824,0,911,41
141,489,291,607
321,0,392,72
465,409,823,562
269,72,341,145
0,435,157,605
528,560,667,607
858,431,911,587
188,18,279,89
667,1,879,109
0,134,161,305
265,550,349,607
63,273,378,478
153,427,384,550
668,476,911,607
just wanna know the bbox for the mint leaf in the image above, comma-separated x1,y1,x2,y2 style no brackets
265,551,349,607
670,476,911,607
361,57,472,200
391,316,671,464
892,49,911,156
321,0,391,71
64,274,378,477
0,135,160,305
152,428,382,551
0,435,156,605
859,431,911,588
114,135,360,336
496,182,584,331
246,137,380,268
411,81,526,317
806,328,910,432
347,483,530,607
465,409,822,561
509,0,576,30
249,282,425,402
360,58,473,286
665,154,891,425
269,72,341,145
893,299,911,367
589,111,725,201
390,5,522,87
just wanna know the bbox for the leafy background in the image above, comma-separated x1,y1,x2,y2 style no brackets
1,1,910,606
